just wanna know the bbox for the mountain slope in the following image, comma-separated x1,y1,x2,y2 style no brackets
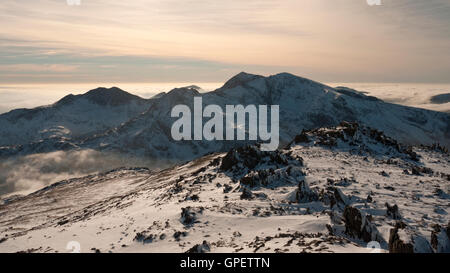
0,87,150,147
0,123,448,253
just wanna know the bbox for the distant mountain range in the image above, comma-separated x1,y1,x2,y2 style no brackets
0,72,449,161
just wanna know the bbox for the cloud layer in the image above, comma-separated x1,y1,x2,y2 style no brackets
0,149,169,197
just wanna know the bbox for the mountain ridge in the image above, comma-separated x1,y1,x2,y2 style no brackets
0,72,449,161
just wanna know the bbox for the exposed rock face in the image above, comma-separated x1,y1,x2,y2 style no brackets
343,206,380,243
319,187,349,210
240,166,305,188
289,121,420,160
385,203,402,220
447,222,450,239
134,232,156,244
180,207,203,226
388,222,414,253
240,188,254,200
319,186,350,210
387,222,433,253
295,180,319,203
185,240,211,253
220,145,300,173
431,224,450,253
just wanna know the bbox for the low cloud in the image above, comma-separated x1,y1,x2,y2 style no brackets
0,149,169,197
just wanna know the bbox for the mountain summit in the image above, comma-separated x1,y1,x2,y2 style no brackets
0,87,150,147
221,71,265,90
57,87,145,107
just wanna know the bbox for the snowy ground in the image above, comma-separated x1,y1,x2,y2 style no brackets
0,122,448,253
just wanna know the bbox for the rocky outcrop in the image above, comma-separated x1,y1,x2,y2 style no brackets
240,188,254,200
239,166,305,188
343,206,380,243
385,203,401,220
388,222,414,253
319,186,349,210
220,145,301,174
388,222,433,253
295,180,319,203
289,121,421,160
185,240,211,253
431,224,450,253
180,207,203,226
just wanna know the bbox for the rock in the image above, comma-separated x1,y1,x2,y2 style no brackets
334,178,354,187
411,166,433,176
293,131,309,143
334,188,349,207
185,240,211,253
220,145,298,173
134,232,156,243
388,222,433,253
57,219,69,226
91,248,101,253
447,222,450,239
319,186,349,209
240,174,259,188
180,207,203,226
240,167,305,188
434,188,450,199
388,222,414,253
173,231,188,241
240,188,254,200
220,150,239,171
431,224,450,253
295,180,319,203
343,206,380,243
385,203,401,220
185,194,199,201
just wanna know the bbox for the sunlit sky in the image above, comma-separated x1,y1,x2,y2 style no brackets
1,0,449,83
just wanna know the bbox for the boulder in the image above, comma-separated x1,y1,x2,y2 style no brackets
343,206,381,243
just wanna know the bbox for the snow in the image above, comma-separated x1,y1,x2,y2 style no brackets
0,123,448,253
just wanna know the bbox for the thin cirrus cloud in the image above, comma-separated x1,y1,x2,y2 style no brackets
0,0,449,83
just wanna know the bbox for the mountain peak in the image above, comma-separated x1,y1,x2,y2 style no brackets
166,87,201,97
181,85,203,92
221,72,264,89
57,87,144,107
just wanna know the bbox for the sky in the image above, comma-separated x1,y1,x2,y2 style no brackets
0,0,449,84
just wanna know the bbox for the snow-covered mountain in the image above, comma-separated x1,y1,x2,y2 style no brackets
1,72,449,163
83,72,449,161
0,122,448,253
0,87,150,147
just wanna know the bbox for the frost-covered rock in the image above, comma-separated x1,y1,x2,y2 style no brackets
385,203,402,220
185,241,211,253
180,207,203,226
431,224,450,253
388,222,433,253
295,180,319,203
343,206,381,243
